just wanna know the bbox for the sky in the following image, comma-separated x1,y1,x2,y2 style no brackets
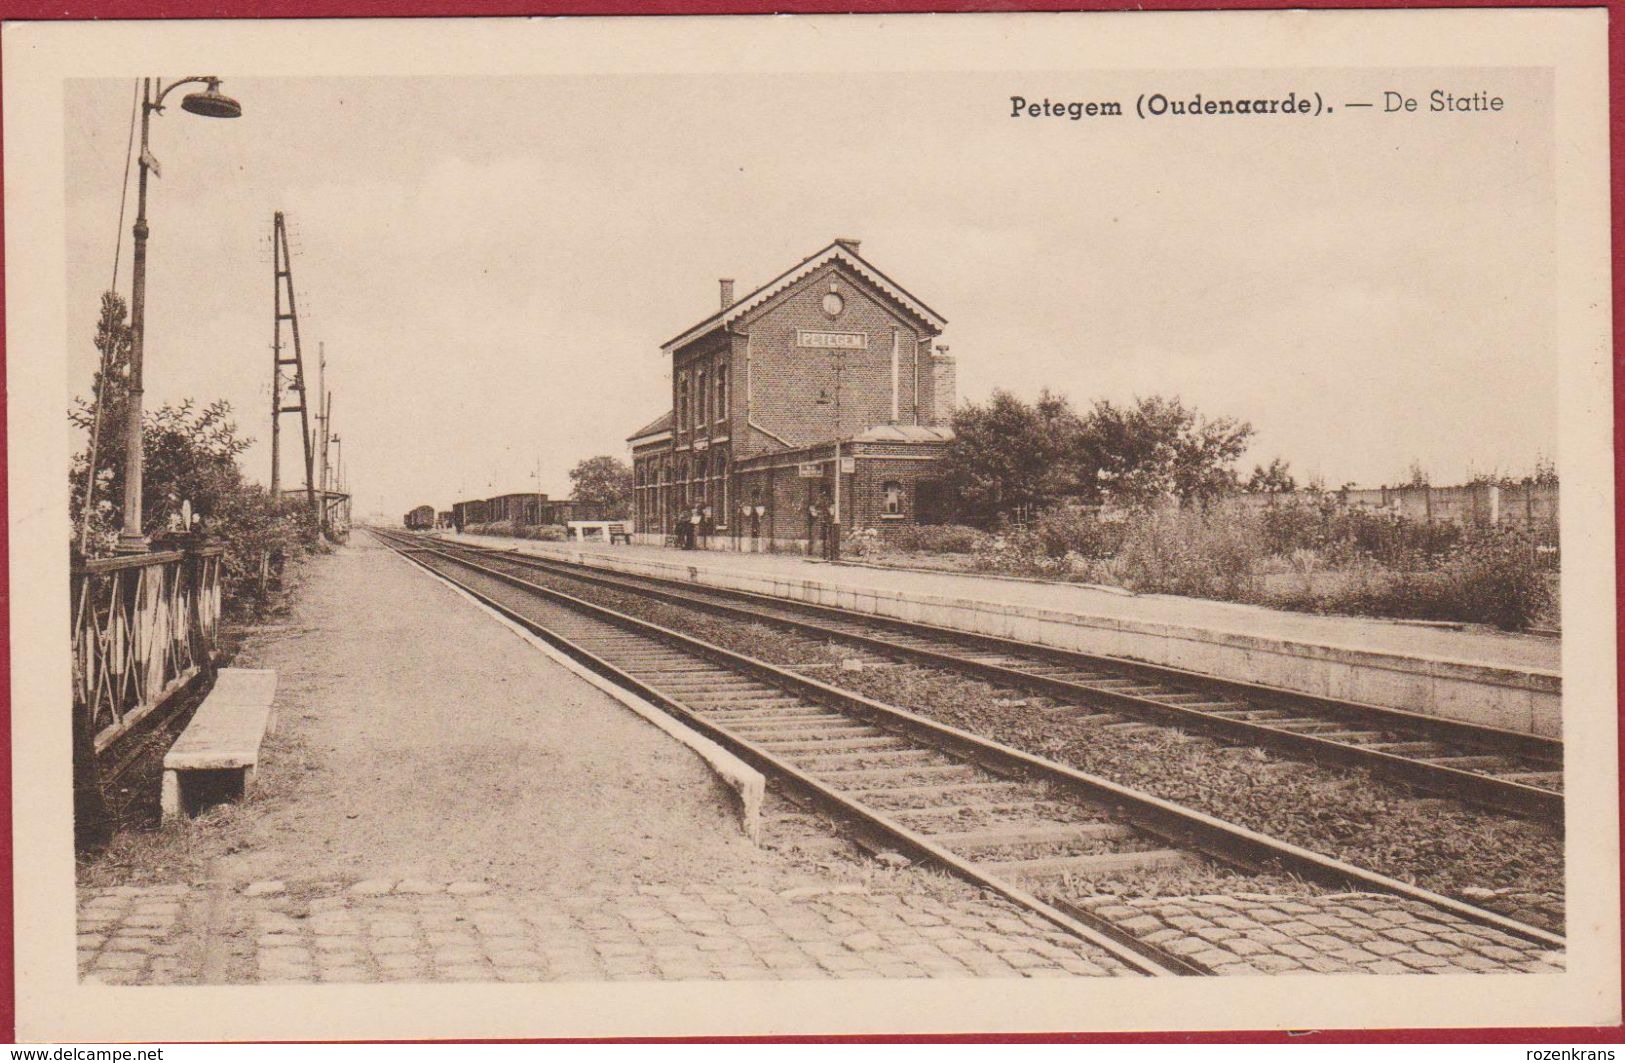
64,69,1557,519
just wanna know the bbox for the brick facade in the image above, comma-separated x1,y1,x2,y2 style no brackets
629,239,952,545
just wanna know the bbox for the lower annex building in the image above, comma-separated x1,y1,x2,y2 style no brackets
627,238,958,548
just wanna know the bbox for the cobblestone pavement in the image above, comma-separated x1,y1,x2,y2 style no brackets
79,878,1129,984
79,877,1565,984
1070,892,1565,976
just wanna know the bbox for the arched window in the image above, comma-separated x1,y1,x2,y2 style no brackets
697,369,708,427
677,372,689,430
716,364,729,421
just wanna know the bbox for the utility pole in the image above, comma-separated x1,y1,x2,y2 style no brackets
313,341,328,530
323,392,334,526
269,211,317,527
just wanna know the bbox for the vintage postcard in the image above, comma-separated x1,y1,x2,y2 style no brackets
5,8,1616,1041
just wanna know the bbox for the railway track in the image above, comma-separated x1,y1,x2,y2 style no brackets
409,533,1562,822
372,529,1564,976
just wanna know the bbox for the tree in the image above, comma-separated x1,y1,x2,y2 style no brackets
71,398,249,542
1247,458,1297,494
1404,460,1431,488
70,397,314,609
938,390,1088,527
1079,395,1254,507
70,293,135,542
569,455,633,517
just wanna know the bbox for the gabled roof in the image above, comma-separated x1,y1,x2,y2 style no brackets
662,240,947,353
626,409,674,443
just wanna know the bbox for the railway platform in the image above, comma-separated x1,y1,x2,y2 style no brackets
77,537,1564,986
439,532,1562,738
75,537,1130,984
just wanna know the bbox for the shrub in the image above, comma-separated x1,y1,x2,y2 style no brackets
1433,525,1552,630
1034,507,1123,560
1113,502,1265,601
1264,527,1551,630
464,521,569,542
1321,509,1462,569
1258,499,1327,556
467,520,512,537
881,524,989,555
524,524,568,542
843,527,882,558
970,526,1061,578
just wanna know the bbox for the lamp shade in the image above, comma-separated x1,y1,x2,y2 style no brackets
181,81,242,118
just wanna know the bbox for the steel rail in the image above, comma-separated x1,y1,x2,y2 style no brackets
371,531,1184,976
375,530,1564,953
421,535,1561,821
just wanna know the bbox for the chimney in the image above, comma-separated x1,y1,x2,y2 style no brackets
719,278,735,309
931,345,957,427
834,237,862,256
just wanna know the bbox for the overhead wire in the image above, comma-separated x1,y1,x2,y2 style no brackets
110,78,139,292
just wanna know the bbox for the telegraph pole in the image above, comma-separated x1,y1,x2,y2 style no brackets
312,341,326,527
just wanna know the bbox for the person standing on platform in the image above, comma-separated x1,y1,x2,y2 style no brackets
690,505,704,550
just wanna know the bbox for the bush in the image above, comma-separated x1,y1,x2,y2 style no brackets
466,520,519,537
211,489,320,615
1033,507,1123,560
1264,526,1551,630
1433,525,1552,630
1321,509,1462,569
881,524,989,555
522,524,568,542
464,521,568,542
970,526,1062,578
1258,499,1327,556
1113,502,1265,601
70,399,320,618
843,527,882,559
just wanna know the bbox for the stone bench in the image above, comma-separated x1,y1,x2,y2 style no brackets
161,669,278,822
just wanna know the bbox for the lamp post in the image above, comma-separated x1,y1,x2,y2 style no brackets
830,348,845,560
814,347,846,560
115,76,243,553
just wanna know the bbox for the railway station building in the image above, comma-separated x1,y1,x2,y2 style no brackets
628,238,957,548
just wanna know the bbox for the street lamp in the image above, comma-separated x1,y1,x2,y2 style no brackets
115,76,242,553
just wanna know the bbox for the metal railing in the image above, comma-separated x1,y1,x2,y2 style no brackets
71,542,224,753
